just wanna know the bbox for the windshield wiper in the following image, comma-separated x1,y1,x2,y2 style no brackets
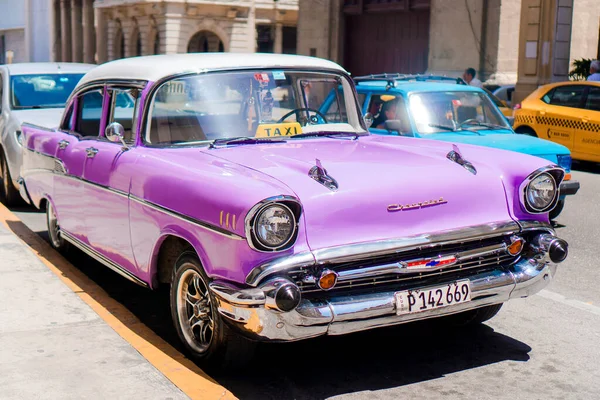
291,131,359,140
428,124,456,131
465,122,510,130
209,136,286,149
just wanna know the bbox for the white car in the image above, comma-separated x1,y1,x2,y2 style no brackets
0,62,95,205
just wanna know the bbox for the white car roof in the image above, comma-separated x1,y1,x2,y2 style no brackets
1,62,95,76
77,53,348,88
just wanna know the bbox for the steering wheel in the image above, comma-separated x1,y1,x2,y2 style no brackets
459,119,480,127
277,108,329,125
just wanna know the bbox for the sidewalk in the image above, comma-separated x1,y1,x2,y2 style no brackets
0,221,188,399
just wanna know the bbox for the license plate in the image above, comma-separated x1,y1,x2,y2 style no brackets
395,280,471,315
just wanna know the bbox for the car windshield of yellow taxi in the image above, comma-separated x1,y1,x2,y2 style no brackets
145,69,366,147
409,90,511,135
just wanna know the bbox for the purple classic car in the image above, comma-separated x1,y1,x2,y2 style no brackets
20,54,568,369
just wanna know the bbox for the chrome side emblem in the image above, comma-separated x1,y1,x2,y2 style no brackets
309,159,338,191
447,144,477,175
387,197,447,212
401,255,458,271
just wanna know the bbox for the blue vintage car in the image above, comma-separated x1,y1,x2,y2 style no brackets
348,75,580,219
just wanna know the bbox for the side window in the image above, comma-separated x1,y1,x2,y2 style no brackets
75,89,104,138
546,86,585,108
357,93,366,109
108,88,139,144
585,87,600,112
61,104,74,130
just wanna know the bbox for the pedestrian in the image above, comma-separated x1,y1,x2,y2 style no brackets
462,67,483,88
588,60,600,81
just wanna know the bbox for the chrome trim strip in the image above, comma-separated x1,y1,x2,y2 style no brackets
517,220,554,233
246,220,520,286
129,195,244,240
209,281,265,306
61,231,149,288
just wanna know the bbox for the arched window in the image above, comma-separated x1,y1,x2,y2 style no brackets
114,19,124,59
136,31,142,56
187,31,224,53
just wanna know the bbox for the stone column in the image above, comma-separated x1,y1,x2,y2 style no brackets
60,0,72,62
52,0,62,61
513,0,574,105
82,0,95,63
96,10,108,63
248,0,257,52
71,0,83,62
274,23,283,53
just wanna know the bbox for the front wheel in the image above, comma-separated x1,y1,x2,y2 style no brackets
170,252,255,371
549,199,565,220
447,304,503,326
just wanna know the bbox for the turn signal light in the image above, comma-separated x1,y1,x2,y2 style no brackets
507,237,524,256
513,103,521,110
318,270,338,291
564,173,571,181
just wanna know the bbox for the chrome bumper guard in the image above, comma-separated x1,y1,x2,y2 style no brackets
210,254,560,342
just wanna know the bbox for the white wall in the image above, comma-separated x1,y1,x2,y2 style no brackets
0,0,25,30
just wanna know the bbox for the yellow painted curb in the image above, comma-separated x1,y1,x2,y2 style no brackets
0,204,236,400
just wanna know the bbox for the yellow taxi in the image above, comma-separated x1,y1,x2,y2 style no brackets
482,87,513,118
513,81,600,163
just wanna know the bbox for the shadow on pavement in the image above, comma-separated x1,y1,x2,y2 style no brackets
5,209,532,400
216,318,531,400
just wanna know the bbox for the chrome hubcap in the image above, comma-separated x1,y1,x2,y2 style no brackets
47,204,61,248
176,267,213,353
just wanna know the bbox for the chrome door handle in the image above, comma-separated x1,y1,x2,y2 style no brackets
85,147,99,158
58,140,70,150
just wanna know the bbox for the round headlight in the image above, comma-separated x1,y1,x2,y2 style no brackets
526,172,557,211
254,204,296,249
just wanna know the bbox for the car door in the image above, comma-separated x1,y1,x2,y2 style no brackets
52,88,106,244
82,86,141,275
574,85,600,160
536,85,585,149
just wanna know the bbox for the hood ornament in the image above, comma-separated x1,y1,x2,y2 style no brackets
447,144,477,175
388,197,448,212
309,159,338,191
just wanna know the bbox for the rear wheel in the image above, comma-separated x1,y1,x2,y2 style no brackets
549,199,565,220
515,126,538,137
0,152,21,206
170,252,255,371
46,201,70,253
448,304,503,326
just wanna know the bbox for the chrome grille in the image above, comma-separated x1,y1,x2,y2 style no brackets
290,235,519,295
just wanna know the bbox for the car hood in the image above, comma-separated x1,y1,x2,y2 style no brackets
12,108,64,129
422,130,570,161
204,136,517,250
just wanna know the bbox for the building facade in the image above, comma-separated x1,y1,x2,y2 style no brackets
50,0,298,64
298,0,600,84
0,0,53,64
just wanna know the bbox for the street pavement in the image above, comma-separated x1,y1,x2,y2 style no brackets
8,161,600,399
0,220,187,399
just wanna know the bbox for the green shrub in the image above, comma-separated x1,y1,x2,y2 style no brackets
569,58,592,81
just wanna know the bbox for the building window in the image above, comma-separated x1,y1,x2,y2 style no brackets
0,35,5,64
282,26,297,54
136,32,142,56
154,31,160,55
257,25,274,53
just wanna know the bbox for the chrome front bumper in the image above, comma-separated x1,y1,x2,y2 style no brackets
210,256,558,342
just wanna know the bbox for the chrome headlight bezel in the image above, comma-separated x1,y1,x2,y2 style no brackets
245,196,302,252
519,167,564,214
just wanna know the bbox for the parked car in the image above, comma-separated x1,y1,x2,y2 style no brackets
353,74,579,219
490,84,515,108
0,62,94,205
513,81,600,163
482,86,513,118
21,54,569,369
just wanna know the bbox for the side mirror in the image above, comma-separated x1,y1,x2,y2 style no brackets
105,122,128,148
363,112,374,128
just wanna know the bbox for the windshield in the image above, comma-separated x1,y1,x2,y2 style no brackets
11,73,85,109
409,91,510,134
146,69,365,145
